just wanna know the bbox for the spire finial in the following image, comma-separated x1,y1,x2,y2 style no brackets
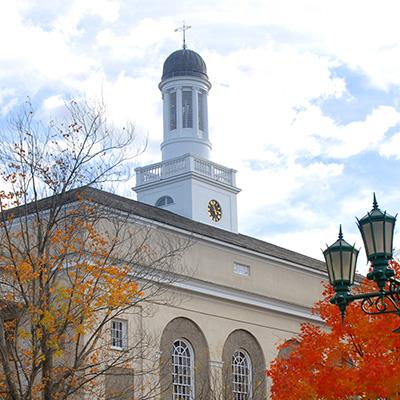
338,224,343,240
175,21,191,49
373,192,379,210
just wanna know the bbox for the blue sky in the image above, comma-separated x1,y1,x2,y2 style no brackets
2,0,400,274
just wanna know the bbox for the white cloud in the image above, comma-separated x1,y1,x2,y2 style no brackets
186,0,400,89
43,95,65,111
236,158,343,228
264,225,371,275
263,227,335,262
51,0,120,36
69,70,162,167
325,106,400,158
0,2,97,94
2,0,400,266
207,44,345,166
96,17,176,61
379,131,400,159
0,88,17,116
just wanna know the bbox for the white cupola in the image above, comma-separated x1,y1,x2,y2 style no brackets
159,49,212,160
135,45,240,233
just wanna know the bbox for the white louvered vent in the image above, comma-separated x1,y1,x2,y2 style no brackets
182,90,193,128
234,262,250,277
169,92,177,130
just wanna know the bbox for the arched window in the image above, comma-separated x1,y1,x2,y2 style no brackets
160,318,210,399
232,349,252,399
223,330,265,399
172,339,194,399
155,195,174,207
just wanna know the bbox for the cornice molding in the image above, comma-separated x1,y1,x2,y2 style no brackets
171,277,322,323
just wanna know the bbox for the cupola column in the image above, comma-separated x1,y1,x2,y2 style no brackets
192,87,199,137
176,88,183,132
203,92,209,138
162,92,169,136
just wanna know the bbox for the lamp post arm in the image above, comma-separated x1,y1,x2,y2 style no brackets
331,278,400,319
337,278,400,316
346,291,385,302
346,289,400,303
389,277,400,285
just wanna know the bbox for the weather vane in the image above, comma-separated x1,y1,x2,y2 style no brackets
175,21,191,49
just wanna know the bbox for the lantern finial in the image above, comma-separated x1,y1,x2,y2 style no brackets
373,192,378,210
338,224,343,240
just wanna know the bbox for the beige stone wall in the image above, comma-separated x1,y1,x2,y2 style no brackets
180,238,325,308
94,212,327,399
0,196,327,399
120,225,328,399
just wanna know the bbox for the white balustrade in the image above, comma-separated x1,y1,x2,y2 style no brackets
136,154,235,186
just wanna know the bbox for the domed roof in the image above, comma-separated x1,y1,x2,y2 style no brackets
161,49,209,81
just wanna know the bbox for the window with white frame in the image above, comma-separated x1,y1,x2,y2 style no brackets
172,339,194,399
232,349,252,400
111,319,127,350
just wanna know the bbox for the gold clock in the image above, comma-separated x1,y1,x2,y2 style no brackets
208,199,222,222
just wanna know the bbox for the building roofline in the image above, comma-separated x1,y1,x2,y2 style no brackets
3,186,330,274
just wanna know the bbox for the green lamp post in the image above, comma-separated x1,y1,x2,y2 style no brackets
323,225,359,321
323,194,400,321
357,193,396,291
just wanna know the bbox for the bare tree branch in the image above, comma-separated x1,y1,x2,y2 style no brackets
0,100,187,399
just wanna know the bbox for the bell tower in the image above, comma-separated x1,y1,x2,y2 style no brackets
134,43,240,233
160,49,211,161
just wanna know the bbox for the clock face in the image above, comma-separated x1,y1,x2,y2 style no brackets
208,199,222,222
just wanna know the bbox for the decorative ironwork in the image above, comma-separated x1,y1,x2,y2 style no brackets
359,278,400,316
389,278,400,304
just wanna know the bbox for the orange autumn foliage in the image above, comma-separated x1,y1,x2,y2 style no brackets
267,260,400,400
0,203,145,399
0,101,188,400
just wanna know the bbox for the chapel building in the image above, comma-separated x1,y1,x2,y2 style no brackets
123,45,327,399
0,44,328,400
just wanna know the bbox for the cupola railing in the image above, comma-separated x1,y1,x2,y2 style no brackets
135,153,237,187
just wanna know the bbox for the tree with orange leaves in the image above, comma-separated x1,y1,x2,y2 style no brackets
0,100,190,400
267,260,400,400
